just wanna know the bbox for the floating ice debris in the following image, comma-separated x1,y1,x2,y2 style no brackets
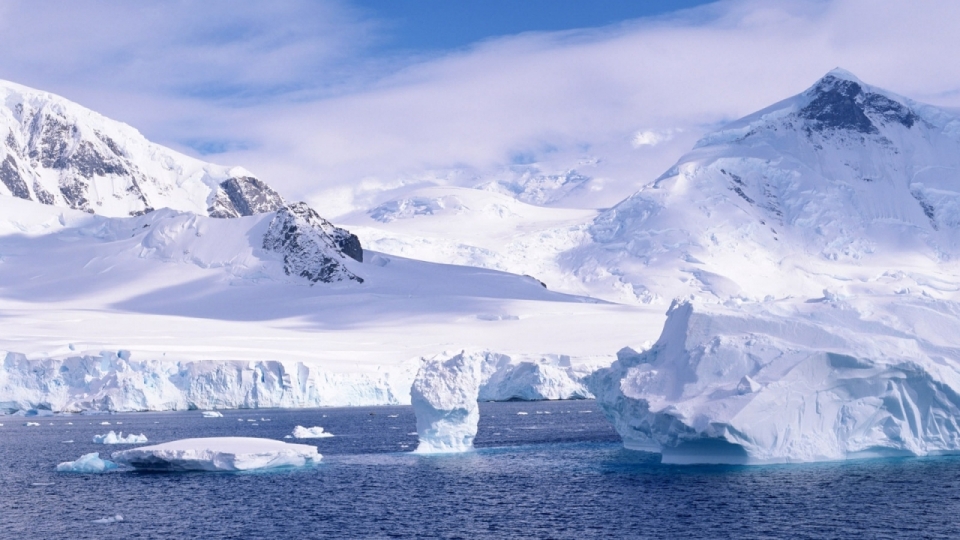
63,440,74,443
246,419,256,422
237,419,244,422
24,421,40,426
100,421,111,425
387,414,399,418
66,422,73,425
56,453,118,473
283,435,292,439
201,411,223,418
111,437,322,472
516,412,528,416
30,482,55,486
251,423,258,426
92,514,124,524
93,431,148,444
291,426,334,439
115,422,122,425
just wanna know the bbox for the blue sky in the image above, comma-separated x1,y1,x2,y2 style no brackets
353,0,717,52
0,0,957,215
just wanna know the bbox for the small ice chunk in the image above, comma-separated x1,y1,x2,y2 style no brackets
737,375,762,395
283,435,292,439
93,431,148,444
387,414,399,418
516,412,528,416
201,411,223,418
111,437,322,472
57,453,118,473
92,514,124,524
63,440,74,443
291,426,334,439
100,421,111,426
24,422,40,426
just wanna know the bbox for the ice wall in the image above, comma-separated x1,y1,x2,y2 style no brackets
588,299,960,464
0,348,605,414
411,351,483,453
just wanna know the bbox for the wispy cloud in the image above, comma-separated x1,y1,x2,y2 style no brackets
0,0,959,216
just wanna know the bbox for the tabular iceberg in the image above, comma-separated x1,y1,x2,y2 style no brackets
111,437,321,471
93,431,148,444
291,426,334,439
588,299,960,464
56,452,118,473
411,351,482,453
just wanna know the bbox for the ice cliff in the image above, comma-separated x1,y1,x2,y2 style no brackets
0,348,602,415
589,298,960,464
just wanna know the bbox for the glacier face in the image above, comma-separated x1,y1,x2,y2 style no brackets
589,299,960,464
0,348,608,415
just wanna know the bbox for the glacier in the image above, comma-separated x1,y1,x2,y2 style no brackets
111,437,322,472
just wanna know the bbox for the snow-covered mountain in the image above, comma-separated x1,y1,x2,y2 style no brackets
0,79,284,218
581,70,960,463
575,68,960,304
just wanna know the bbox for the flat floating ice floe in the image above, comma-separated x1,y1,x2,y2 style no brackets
110,437,322,472
291,426,334,438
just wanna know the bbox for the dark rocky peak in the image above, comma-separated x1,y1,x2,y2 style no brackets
209,176,285,218
798,69,918,134
262,202,364,284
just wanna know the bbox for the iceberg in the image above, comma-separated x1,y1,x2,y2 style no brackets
201,411,224,418
110,437,321,471
411,351,482,453
93,431,148,444
56,452,118,473
589,299,960,465
291,426,333,438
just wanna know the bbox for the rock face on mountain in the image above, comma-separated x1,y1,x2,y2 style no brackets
0,79,284,219
209,176,285,218
263,202,364,284
574,69,960,305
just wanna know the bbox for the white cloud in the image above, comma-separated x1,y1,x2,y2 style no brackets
1,0,959,216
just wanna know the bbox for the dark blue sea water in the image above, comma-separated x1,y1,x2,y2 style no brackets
2,400,960,539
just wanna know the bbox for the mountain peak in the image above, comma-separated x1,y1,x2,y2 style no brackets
822,67,863,84
799,69,917,134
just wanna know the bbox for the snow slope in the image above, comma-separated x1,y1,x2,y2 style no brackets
0,195,661,413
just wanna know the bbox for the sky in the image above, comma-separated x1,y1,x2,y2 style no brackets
0,0,959,217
